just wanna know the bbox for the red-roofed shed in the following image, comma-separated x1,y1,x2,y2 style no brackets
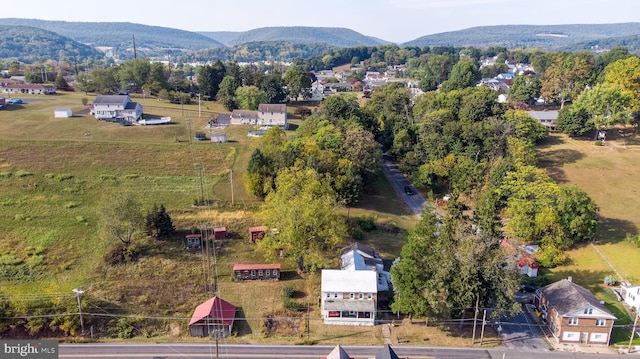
249,226,267,242
185,234,202,249
214,227,227,240
233,263,281,281
189,296,236,338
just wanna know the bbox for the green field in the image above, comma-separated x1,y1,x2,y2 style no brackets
537,132,640,345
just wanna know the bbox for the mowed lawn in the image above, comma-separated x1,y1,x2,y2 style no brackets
537,132,640,340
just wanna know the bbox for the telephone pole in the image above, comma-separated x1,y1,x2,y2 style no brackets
72,288,85,336
629,312,639,353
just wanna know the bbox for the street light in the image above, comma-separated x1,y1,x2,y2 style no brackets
72,288,85,336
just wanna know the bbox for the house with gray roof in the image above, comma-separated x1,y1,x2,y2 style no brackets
230,104,288,129
534,278,616,345
528,110,558,130
321,269,377,326
90,95,143,124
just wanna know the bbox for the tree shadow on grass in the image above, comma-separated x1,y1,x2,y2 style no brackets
596,217,638,245
537,148,585,184
233,307,253,336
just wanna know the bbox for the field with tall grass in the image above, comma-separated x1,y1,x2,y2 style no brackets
0,93,429,344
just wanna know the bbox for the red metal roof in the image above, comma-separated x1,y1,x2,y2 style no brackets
249,226,267,232
214,227,226,232
185,234,202,238
189,296,236,326
233,263,281,271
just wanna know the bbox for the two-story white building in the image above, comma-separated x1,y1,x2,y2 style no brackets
321,269,377,326
230,104,288,129
90,95,143,124
621,285,640,312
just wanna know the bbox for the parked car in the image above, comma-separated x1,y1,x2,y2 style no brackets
7,98,22,104
520,284,537,292
404,186,414,195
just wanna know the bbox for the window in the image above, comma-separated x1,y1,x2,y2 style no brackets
358,293,364,300
583,308,593,314
328,311,340,318
258,270,263,276
265,269,270,276
595,319,606,327
367,293,372,300
334,293,338,298
251,270,256,278
350,293,355,299
568,317,579,325
326,293,330,298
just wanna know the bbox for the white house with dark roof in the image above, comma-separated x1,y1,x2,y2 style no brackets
90,95,143,124
230,104,288,129
321,269,377,326
340,242,391,292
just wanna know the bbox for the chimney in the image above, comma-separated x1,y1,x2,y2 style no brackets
567,276,573,282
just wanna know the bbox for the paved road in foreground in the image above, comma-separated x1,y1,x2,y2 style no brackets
58,343,632,359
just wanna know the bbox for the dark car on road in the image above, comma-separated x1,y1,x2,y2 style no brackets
404,186,414,195
519,284,537,292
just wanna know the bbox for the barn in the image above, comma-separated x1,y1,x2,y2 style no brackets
189,296,236,338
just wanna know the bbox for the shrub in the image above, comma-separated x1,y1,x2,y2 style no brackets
0,172,12,179
99,174,117,181
44,173,55,179
283,285,295,299
604,275,617,286
357,216,377,232
625,233,640,247
283,299,304,311
594,140,604,146
124,174,139,180
55,174,73,182
15,170,34,177
64,202,79,209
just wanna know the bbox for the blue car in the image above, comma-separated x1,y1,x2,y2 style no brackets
7,98,23,104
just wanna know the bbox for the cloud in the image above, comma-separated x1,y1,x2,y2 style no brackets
387,0,516,8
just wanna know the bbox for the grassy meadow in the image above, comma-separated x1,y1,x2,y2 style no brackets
0,92,427,344
537,132,640,345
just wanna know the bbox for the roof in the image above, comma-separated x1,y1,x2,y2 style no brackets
185,234,202,238
323,298,376,312
4,84,52,89
528,110,559,121
93,95,129,105
258,104,286,113
375,344,401,359
340,242,379,258
189,296,236,326
231,109,260,119
214,227,226,232
540,279,616,319
233,263,281,271
249,226,267,232
325,345,351,359
321,269,378,293
54,108,71,112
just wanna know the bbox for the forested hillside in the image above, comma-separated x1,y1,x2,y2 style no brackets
0,25,102,63
565,34,640,53
0,18,224,59
404,23,640,51
200,26,387,48
181,41,337,63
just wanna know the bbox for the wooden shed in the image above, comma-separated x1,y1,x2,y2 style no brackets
249,226,267,242
185,234,202,249
189,296,236,338
214,227,227,240
210,133,227,143
233,263,281,281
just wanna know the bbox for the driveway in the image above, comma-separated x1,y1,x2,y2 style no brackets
381,154,427,217
498,302,549,352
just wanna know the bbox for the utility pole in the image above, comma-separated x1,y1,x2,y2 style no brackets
230,169,234,206
629,311,639,353
471,295,479,344
480,309,487,345
72,288,85,336
198,93,201,118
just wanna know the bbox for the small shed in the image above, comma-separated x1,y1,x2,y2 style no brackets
185,234,202,249
233,263,281,281
210,133,227,143
213,227,227,240
189,296,236,338
54,108,72,118
249,226,267,242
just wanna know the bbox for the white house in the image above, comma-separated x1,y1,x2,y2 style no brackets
528,110,558,130
54,108,72,118
90,95,143,124
230,104,288,129
340,242,391,292
621,285,640,311
321,269,377,326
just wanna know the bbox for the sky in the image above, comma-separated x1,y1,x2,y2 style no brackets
3,0,640,43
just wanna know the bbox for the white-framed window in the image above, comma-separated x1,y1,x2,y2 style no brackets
265,269,270,276
258,270,263,276
583,308,593,314
590,332,607,342
568,317,579,325
562,331,579,341
367,293,372,300
358,293,364,300
350,293,355,299
326,292,330,298
595,319,606,326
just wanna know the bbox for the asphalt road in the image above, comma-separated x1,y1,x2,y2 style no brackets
58,343,632,359
498,305,549,352
381,154,426,217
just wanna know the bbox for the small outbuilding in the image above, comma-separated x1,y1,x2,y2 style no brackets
189,296,236,338
249,226,267,242
54,108,72,118
233,263,281,281
185,234,202,249
210,133,227,143
214,227,227,240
